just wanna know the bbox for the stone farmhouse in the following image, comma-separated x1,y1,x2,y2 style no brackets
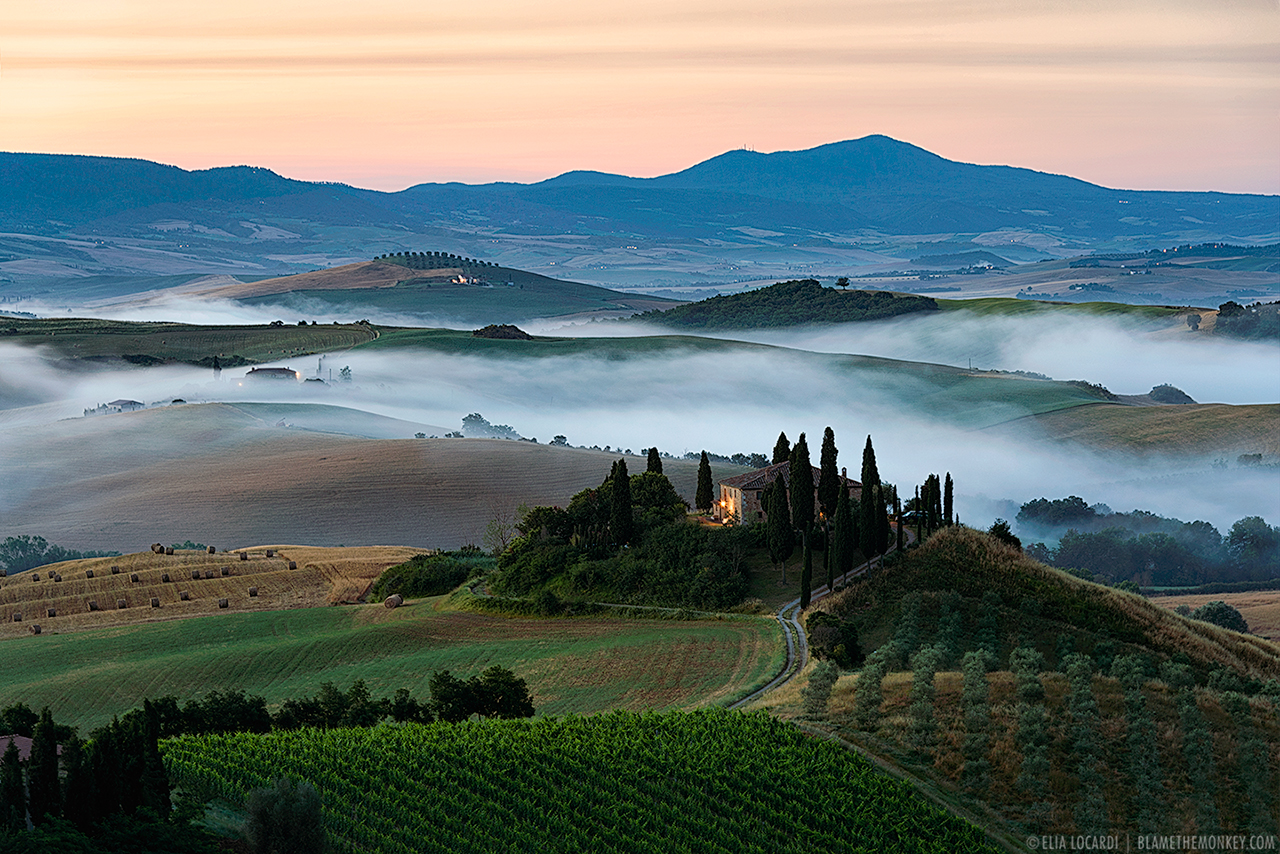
713,461,861,526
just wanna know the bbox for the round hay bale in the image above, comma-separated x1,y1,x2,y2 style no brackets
207,546,216,554
30,625,40,635
46,608,56,618
247,587,258,597
111,565,120,574
85,569,94,579
164,547,174,556
218,598,229,609
220,566,231,576
31,574,39,581
288,561,297,570
239,551,248,561
161,573,171,583
88,601,100,612
384,594,404,609
130,573,140,583
179,591,190,601
53,575,62,583
117,599,127,609
151,544,162,554
203,569,215,579
12,613,21,622
191,570,201,580
150,597,160,608
264,549,274,558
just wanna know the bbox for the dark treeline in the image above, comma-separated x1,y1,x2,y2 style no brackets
1018,497,1279,586
634,279,938,329
376,251,495,271
1214,299,1279,341
0,535,119,575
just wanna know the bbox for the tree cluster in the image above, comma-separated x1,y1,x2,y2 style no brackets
633,280,938,330
377,251,495,271
0,536,118,575
369,552,476,600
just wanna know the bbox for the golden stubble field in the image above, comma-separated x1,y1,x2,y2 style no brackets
0,545,424,638
0,402,744,555
1151,590,1280,642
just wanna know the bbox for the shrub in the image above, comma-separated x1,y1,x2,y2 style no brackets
370,554,471,599
1189,600,1249,634
243,777,328,854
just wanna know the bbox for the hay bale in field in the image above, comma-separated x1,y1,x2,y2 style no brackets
288,561,297,570
179,591,190,601
203,569,215,579
164,547,174,556
265,549,274,558
151,544,163,554
220,566,230,576
150,597,160,608
12,613,21,622
53,575,61,583
111,565,120,574
88,601,100,612
85,570,94,579
384,594,404,609
191,570,201,580
218,598,228,609
31,574,39,581
161,573,171,583
130,573,140,583
239,552,248,561
46,608,56,618
117,599,127,609
30,625,40,635
247,587,258,597
207,546,216,554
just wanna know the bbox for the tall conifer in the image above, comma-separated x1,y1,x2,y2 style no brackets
944,472,954,527
817,427,839,519
0,740,23,833
772,432,791,465
695,451,712,512
832,473,855,583
859,436,885,558
610,459,633,546
27,708,60,825
764,479,794,583
646,447,662,474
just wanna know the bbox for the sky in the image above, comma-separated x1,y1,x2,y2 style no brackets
1,0,1277,193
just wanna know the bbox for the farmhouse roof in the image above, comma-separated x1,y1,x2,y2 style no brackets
245,367,298,379
0,734,63,761
718,460,860,492
106,399,143,408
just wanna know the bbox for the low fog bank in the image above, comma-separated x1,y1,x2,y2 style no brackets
595,312,1280,405
2,339,1275,541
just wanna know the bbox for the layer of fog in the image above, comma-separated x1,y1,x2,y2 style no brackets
535,312,1280,406
2,340,1275,537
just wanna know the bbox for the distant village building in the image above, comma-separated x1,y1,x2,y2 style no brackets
714,461,860,526
106,399,144,412
245,367,300,381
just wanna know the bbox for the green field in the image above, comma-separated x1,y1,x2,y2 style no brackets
0,317,376,365
0,600,782,733
935,296,1195,319
163,709,1004,854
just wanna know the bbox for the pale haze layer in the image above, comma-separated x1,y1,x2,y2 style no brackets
2,0,1276,193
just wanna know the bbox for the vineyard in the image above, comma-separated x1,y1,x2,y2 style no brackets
163,709,1003,854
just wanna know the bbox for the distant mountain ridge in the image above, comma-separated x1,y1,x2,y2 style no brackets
1,136,1275,288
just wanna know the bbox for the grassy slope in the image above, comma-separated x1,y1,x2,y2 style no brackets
935,296,1193,320
751,527,1280,838
0,596,781,733
0,317,376,364
163,710,1004,854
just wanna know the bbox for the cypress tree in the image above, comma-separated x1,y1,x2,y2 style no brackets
772,431,791,465
944,472,954,526
646,447,662,474
894,488,904,553
852,646,891,731
817,427,839,519
0,739,23,833
960,650,992,793
60,738,96,831
695,451,712,512
764,479,794,583
831,475,855,585
908,645,943,759
610,458,633,546
790,435,815,606
27,708,60,825
859,436,884,559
